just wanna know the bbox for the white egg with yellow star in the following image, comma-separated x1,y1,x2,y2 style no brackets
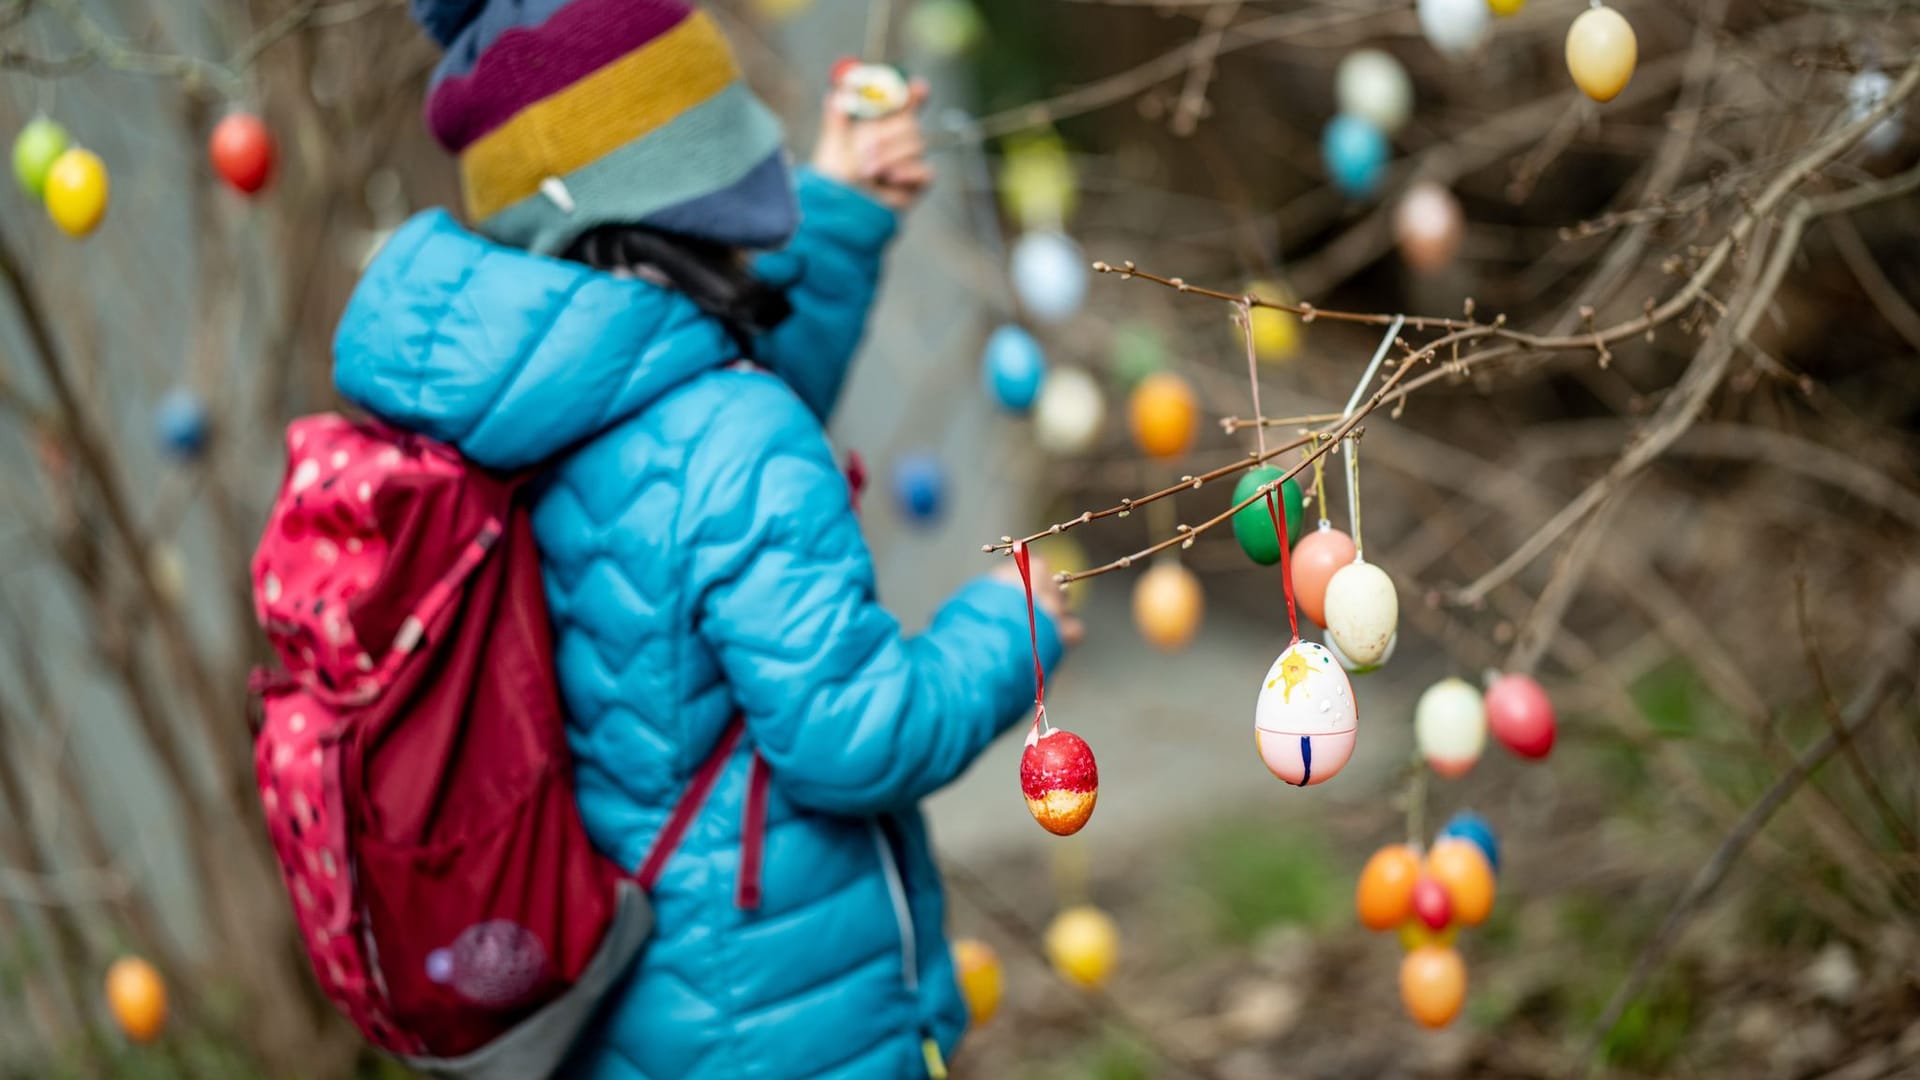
1254,641,1358,787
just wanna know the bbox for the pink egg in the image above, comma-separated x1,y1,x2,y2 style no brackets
1393,181,1464,272
1484,673,1556,759
1291,526,1357,628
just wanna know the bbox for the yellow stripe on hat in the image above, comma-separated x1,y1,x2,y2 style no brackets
462,11,740,221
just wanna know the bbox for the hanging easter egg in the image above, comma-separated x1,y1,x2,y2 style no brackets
1487,0,1524,14
1045,905,1118,989
892,452,945,524
149,544,188,606
907,0,984,58
1292,526,1357,628
1847,70,1904,156
1111,321,1167,388
44,147,109,238
1484,672,1556,760
1355,843,1421,931
982,324,1046,412
209,112,276,195
1230,466,1304,566
1335,50,1413,136
1254,640,1358,787
13,116,70,197
1022,727,1098,835
105,956,168,1043
1394,181,1464,273
999,132,1077,229
1398,921,1460,952
1426,839,1495,925
1415,677,1486,778
951,939,1003,1025
1324,560,1397,667
1034,367,1105,455
1322,115,1389,200
1127,372,1197,459
1418,0,1490,57
1411,876,1453,931
1326,629,1395,675
1437,810,1500,874
1011,230,1089,324
1132,561,1204,652
153,387,210,460
1245,281,1301,363
831,59,912,120
1566,6,1637,103
1400,945,1467,1028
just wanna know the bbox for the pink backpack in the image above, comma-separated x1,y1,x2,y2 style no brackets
249,414,767,1077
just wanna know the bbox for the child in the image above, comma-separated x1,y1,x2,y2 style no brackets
334,0,1079,1076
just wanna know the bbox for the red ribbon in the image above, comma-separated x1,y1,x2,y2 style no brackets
1011,541,1047,731
1264,488,1300,644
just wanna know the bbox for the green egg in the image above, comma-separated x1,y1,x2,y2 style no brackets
1232,465,1304,566
13,117,69,197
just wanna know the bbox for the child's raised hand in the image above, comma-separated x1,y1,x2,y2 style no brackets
991,555,1085,647
811,79,934,212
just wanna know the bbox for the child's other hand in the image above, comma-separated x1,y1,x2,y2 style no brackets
811,79,935,212
991,555,1085,648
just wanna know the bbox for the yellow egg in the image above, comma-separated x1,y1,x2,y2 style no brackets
1487,0,1525,15
1044,905,1118,989
1566,6,1637,103
1244,279,1300,362
44,147,109,238
1132,561,1204,652
999,133,1078,230
952,939,1004,1025
1398,920,1461,951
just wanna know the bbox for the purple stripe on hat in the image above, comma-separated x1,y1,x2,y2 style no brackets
426,0,693,152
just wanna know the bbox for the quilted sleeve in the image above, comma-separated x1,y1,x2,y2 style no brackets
749,169,898,422
684,374,1061,815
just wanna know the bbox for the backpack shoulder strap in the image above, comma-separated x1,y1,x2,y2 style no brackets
634,716,752,893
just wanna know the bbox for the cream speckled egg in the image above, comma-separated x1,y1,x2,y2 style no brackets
1415,677,1487,778
1327,629,1396,675
1324,561,1398,667
1254,641,1358,786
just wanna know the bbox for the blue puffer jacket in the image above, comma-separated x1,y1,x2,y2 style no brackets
333,171,1063,1079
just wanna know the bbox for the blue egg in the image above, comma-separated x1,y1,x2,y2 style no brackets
1010,230,1088,324
154,387,210,460
1322,114,1390,200
1437,810,1500,873
982,324,1047,412
892,453,945,524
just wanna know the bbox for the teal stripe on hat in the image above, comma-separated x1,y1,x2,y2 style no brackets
479,80,789,255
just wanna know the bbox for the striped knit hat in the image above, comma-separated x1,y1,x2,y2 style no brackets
414,0,797,255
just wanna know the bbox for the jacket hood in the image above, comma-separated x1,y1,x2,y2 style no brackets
333,209,736,469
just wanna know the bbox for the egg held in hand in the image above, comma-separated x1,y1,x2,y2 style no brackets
1021,727,1098,836
1254,641,1358,787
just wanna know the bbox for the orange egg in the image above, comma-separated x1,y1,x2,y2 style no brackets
105,956,167,1043
1355,843,1421,931
952,939,1004,1026
1399,945,1467,1028
1132,561,1204,652
1127,373,1197,459
1425,839,1495,926
1290,526,1357,627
